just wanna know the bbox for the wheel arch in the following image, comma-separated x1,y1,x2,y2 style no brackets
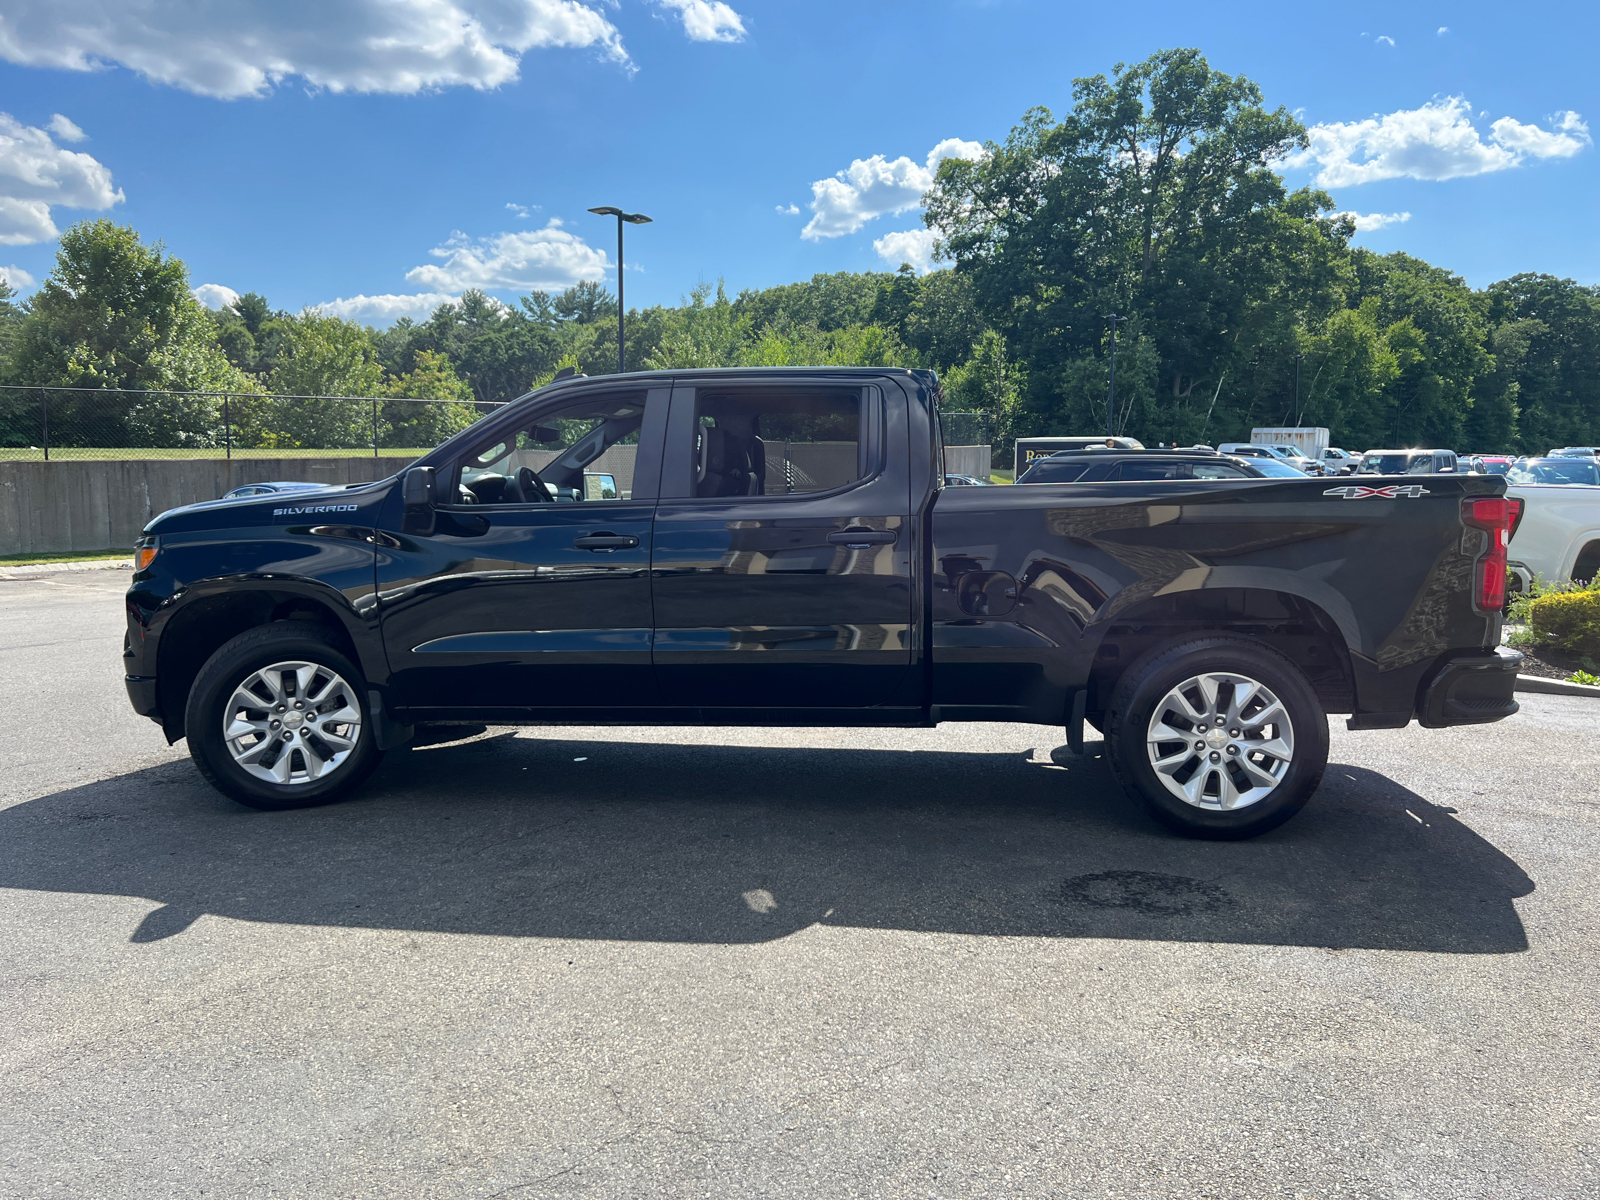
1085,585,1355,720
155,581,379,743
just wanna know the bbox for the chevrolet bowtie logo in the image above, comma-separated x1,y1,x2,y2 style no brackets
1322,484,1431,499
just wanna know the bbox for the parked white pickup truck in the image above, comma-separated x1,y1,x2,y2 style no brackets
1506,458,1600,588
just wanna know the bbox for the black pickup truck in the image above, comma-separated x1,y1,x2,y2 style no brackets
123,368,1522,838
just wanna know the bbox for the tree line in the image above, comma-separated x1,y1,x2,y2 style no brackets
1,48,1596,459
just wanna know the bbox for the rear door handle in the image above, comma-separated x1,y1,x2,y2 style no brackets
574,533,640,551
828,528,898,547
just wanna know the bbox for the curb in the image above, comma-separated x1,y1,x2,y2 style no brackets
0,558,132,579
1515,674,1600,698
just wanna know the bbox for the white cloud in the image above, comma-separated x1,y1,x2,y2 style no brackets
0,263,34,289
403,219,609,291
0,0,631,100
654,0,746,42
192,283,240,309
775,203,798,215
505,202,532,218
1375,35,1394,46
1491,111,1591,159
802,137,985,241
0,112,123,245
1334,210,1411,232
873,228,938,273
1291,97,1592,186
47,114,85,142
315,291,462,325
1437,26,1449,35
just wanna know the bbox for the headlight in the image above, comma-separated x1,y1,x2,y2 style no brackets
135,535,159,571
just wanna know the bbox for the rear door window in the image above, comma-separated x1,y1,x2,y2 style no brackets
689,388,863,498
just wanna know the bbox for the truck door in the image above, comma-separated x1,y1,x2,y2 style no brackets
650,379,916,710
375,385,668,714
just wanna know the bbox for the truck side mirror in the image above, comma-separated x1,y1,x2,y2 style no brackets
403,466,437,508
402,466,437,536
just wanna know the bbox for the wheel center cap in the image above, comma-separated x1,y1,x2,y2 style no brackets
1205,727,1228,748
284,711,304,728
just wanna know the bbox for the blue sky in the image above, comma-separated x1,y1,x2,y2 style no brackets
1,0,1596,323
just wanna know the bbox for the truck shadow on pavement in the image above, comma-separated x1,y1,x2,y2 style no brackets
0,732,1533,953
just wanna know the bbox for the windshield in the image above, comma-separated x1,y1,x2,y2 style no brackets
1483,460,1512,475
1508,459,1600,486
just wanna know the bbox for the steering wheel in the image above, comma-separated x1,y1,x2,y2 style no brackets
516,465,555,503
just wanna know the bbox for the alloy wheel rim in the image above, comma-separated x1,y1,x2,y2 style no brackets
221,659,362,786
1145,671,1295,810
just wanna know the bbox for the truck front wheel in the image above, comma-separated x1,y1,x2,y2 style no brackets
184,624,384,810
1103,636,1328,839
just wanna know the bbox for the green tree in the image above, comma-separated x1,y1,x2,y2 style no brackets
381,349,481,449
926,49,1324,444
1483,274,1600,452
233,310,383,448
6,220,252,447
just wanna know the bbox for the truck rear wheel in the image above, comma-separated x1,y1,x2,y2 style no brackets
1103,636,1328,839
185,624,384,811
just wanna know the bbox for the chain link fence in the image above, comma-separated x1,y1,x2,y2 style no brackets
0,386,507,461
938,411,991,448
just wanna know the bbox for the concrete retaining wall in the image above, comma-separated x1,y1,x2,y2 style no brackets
944,445,992,480
0,457,416,556
4,442,997,556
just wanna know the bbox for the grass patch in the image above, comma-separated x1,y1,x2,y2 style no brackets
0,548,132,565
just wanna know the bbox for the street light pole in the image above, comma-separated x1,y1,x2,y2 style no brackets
1103,313,1120,439
588,206,652,375
1294,352,1304,425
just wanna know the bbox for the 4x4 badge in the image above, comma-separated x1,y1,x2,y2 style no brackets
1322,484,1430,499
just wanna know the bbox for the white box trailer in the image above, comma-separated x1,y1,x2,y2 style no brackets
1014,435,1144,475
1250,427,1330,457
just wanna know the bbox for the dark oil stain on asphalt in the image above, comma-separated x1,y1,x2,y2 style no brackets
1057,870,1234,917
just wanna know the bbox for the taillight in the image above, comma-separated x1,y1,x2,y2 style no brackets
1461,497,1511,612
1507,496,1525,540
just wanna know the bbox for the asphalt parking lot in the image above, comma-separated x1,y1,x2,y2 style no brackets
2,568,1596,1199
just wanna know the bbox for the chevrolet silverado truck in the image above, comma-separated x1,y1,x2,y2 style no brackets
123,368,1523,838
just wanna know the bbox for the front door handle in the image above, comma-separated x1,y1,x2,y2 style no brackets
574,533,640,551
828,528,898,548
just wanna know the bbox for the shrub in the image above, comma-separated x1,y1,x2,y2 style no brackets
1529,589,1600,658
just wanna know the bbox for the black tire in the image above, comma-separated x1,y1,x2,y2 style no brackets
1103,636,1328,839
185,623,384,811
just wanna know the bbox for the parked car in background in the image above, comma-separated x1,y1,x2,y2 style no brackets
1358,449,1460,475
1506,468,1600,589
943,473,991,486
1475,455,1516,476
1263,444,1326,475
1548,447,1600,459
1508,458,1600,487
1320,447,1359,474
1015,449,1265,484
1013,435,1143,475
1250,458,1319,479
1217,444,1312,474
221,481,330,500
